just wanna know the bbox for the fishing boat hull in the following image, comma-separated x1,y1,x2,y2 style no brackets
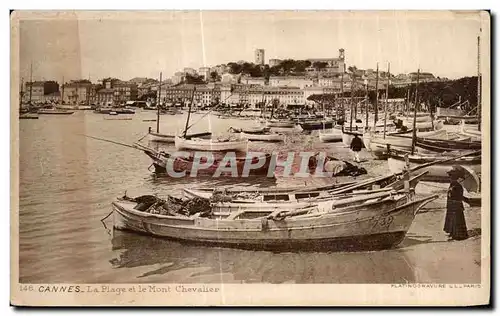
240,132,284,142
145,151,273,176
387,154,481,182
148,132,175,143
299,121,334,131
399,120,444,132
111,194,437,251
148,132,212,143
175,136,248,152
366,129,449,158
265,121,296,128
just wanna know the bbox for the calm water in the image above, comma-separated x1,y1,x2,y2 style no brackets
19,110,427,284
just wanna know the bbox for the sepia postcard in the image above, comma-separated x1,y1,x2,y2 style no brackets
10,10,490,306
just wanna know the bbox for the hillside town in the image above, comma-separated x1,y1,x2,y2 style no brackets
21,48,445,109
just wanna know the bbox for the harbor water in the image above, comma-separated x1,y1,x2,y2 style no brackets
18,110,481,284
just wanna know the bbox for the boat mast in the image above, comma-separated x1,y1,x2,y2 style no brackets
411,69,420,155
373,63,379,128
405,84,410,119
340,64,345,120
157,72,162,133
349,73,354,131
477,28,481,132
364,79,369,130
29,62,32,105
61,76,65,105
20,77,23,106
383,62,390,139
183,85,196,137
352,73,357,121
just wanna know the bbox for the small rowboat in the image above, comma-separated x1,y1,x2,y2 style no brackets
366,129,448,158
111,191,438,251
229,126,270,134
183,170,429,204
298,120,335,131
174,135,248,152
240,132,284,142
460,122,482,139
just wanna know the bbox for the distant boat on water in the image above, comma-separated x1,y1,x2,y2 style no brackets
37,107,74,115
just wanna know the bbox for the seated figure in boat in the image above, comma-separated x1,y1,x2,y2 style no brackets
444,165,472,241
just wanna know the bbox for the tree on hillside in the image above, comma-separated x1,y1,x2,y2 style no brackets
210,71,220,82
348,66,358,74
184,73,206,84
228,62,243,74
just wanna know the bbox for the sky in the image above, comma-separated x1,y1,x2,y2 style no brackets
18,11,485,83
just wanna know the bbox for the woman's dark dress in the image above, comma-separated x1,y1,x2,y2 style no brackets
443,180,469,240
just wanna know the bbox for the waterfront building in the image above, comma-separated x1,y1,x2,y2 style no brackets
268,76,314,89
24,80,60,103
241,75,266,86
63,80,93,105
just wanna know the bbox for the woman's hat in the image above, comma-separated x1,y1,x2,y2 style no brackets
447,165,466,178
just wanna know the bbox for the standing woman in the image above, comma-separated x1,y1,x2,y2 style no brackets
444,165,471,240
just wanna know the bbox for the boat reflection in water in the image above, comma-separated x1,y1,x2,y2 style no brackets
110,229,417,284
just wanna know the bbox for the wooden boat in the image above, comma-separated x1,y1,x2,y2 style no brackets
95,107,135,114
183,170,429,204
398,119,444,132
174,135,248,152
229,126,270,134
460,122,482,139
240,132,284,142
387,152,481,183
319,128,343,142
416,138,481,153
140,145,272,176
111,191,438,251
19,113,39,119
366,129,448,158
148,130,212,143
298,120,335,131
183,167,423,200
265,120,296,128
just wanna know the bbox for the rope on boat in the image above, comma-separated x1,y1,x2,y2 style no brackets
101,210,113,223
136,132,149,142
